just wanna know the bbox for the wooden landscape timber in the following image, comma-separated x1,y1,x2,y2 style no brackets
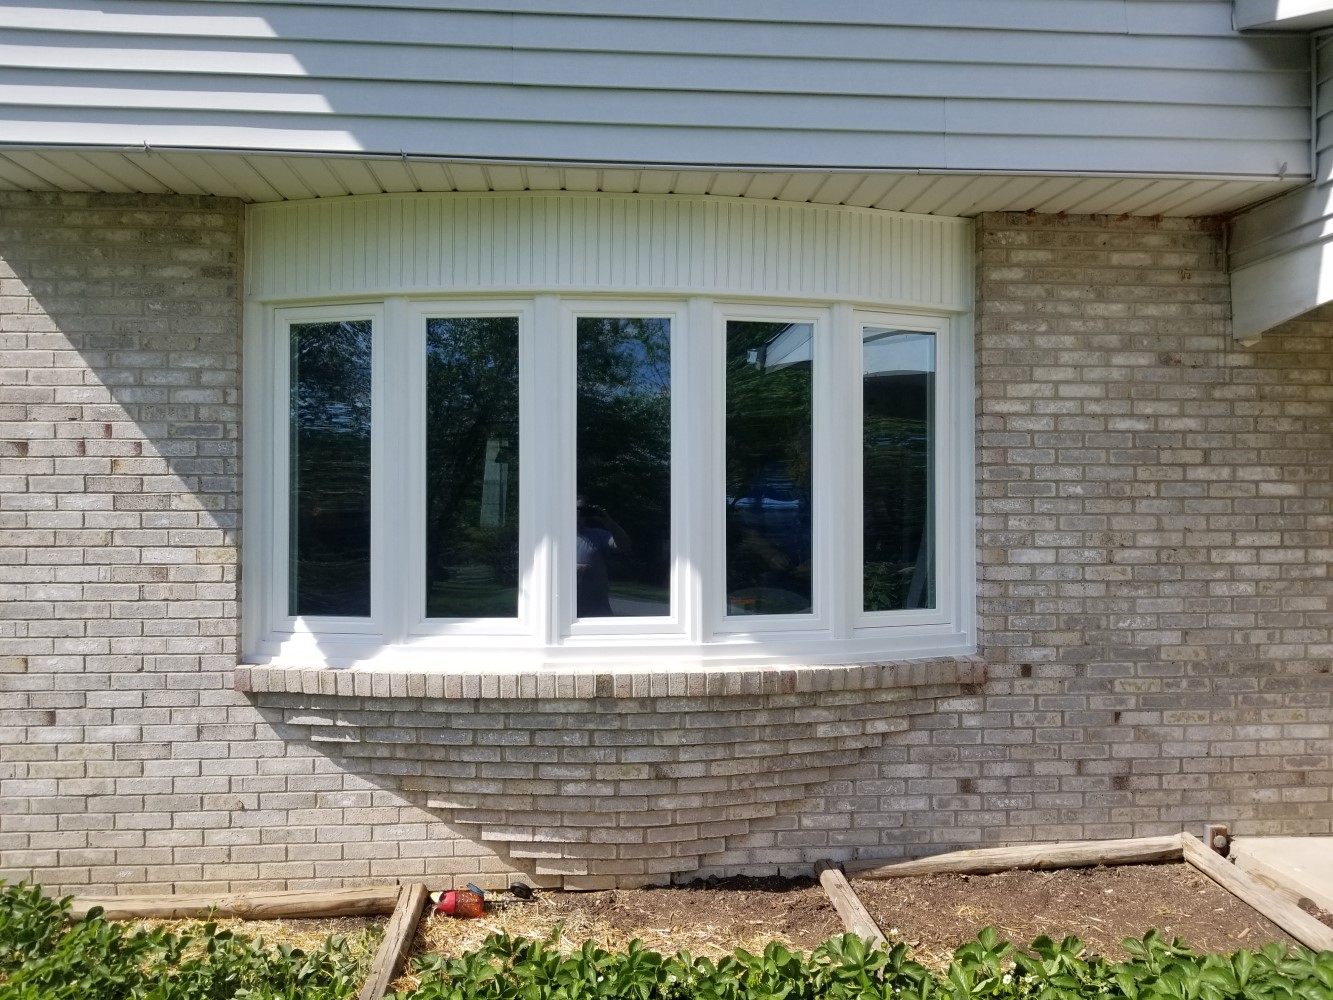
1232,853,1325,912
1180,833,1333,953
68,885,403,921
814,860,887,946
358,882,430,1000
1230,838,1333,916
845,835,1185,879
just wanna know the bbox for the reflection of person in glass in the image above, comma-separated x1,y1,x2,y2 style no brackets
576,496,631,617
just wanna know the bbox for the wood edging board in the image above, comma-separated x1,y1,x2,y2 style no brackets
1231,845,1333,916
67,885,403,921
814,860,887,946
844,834,1185,880
1232,854,1326,913
359,882,431,1000
1180,833,1333,953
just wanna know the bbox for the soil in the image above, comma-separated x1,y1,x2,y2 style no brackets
853,863,1312,968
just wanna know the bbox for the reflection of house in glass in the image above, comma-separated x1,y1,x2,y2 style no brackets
480,437,512,528
747,323,811,373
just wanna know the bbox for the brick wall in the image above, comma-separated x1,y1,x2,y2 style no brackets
0,192,514,894
2,198,1331,896
951,212,1333,845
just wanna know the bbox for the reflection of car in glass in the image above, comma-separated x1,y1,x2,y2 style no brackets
728,477,805,510
730,495,802,509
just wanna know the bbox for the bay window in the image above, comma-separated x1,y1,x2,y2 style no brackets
242,193,974,670
251,297,968,668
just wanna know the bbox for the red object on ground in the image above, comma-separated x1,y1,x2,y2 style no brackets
435,889,485,918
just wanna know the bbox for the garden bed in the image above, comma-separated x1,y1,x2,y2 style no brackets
392,876,842,994
852,862,1311,968
8,861,1333,1000
390,861,1327,992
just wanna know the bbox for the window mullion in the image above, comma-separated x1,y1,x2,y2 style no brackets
829,303,858,641
683,297,714,646
380,296,412,646
528,293,564,647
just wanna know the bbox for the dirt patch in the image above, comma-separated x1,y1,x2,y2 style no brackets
413,876,841,959
853,863,1302,968
392,877,842,994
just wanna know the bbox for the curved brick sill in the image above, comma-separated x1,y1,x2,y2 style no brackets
235,656,985,699
237,656,986,888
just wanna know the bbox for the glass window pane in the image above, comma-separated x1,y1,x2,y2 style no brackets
425,317,521,619
863,328,935,611
725,321,813,616
289,320,372,617
576,317,671,619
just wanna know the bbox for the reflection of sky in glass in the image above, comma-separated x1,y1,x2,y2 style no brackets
600,319,670,395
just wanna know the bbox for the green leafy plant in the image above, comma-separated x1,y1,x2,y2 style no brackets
392,926,1333,1000
0,882,372,1000
7,879,1333,1000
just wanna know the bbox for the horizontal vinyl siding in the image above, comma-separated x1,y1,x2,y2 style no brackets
1229,33,1331,338
0,0,1312,180
245,192,973,311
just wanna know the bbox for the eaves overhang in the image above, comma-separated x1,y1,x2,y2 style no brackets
0,146,1307,219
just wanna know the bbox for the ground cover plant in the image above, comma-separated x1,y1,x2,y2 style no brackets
5,879,1333,1000
393,926,1333,1000
0,882,372,1000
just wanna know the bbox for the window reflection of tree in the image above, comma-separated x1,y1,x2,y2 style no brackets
576,318,672,615
425,318,520,619
289,321,373,617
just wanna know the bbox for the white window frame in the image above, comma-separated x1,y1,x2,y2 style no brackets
851,310,957,633
710,303,834,640
404,299,537,642
266,302,386,642
557,299,691,643
244,296,974,668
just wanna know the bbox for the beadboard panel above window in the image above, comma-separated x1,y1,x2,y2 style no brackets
247,193,973,311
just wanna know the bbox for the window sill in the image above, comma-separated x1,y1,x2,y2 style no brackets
234,655,986,699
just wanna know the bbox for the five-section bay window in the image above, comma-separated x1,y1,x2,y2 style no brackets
242,193,973,669
250,298,969,668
